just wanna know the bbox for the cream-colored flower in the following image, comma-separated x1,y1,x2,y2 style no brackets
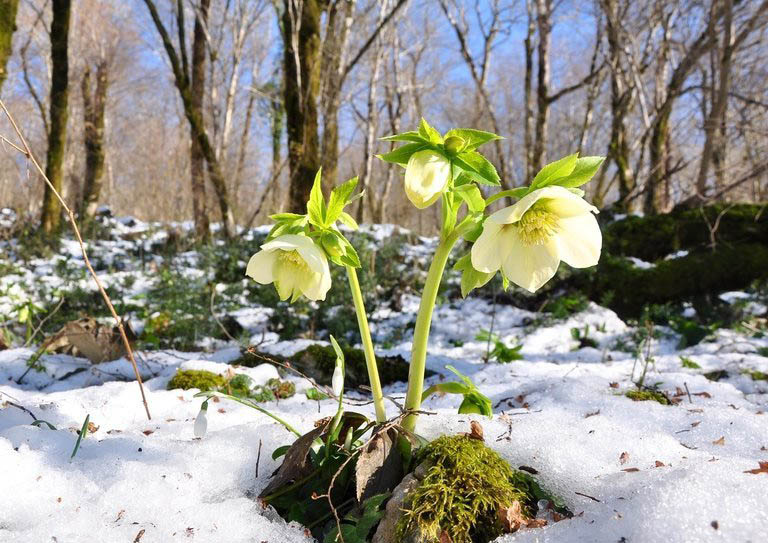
246,234,332,302
194,402,208,438
332,364,344,396
404,150,451,209
471,186,601,293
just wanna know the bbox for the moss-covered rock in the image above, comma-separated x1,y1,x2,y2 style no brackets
603,204,767,262
625,388,671,405
239,344,429,389
167,369,225,392
394,435,562,543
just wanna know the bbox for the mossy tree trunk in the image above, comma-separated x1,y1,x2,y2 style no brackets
190,0,211,241
80,61,108,218
143,0,235,238
40,0,71,235
281,0,323,213
0,0,19,92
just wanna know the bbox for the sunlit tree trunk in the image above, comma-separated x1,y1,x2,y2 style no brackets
0,0,19,92
40,0,71,235
80,61,108,218
190,0,211,241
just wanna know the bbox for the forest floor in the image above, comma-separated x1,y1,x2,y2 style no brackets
1,209,767,542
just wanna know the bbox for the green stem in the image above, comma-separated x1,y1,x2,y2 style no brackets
402,230,461,432
346,266,387,422
194,390,302,437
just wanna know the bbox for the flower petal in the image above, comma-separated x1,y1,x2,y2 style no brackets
501,232,560,293
300,270,331,301
245,249,277,284
404,150,451,209
554,213,602,268
539,186,598,218
261,234,312,253
294,238,330,276
471,221,513,273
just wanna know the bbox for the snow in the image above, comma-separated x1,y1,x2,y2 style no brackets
2,219,768,542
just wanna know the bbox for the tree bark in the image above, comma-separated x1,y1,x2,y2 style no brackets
282,0,323,213
0,0,19,92
40,0,71,235
143,0,235,237
80,61,108,218
190,0,211,241
523,0,535,181
532,0,552,173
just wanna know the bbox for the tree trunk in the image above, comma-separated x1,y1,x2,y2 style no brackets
40,0,71,235
0,0,19,92
190,0,211,241
282,0,323,213
357,37,384,223
523,0,535,182
80,61,108,218
532,0,552,173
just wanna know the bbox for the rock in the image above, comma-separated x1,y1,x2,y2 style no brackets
372,473,421,543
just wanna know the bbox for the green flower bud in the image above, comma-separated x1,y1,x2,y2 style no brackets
320,232,345,258
444,136,465,154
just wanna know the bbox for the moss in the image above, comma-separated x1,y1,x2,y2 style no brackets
704,370,729,382
745,370,768,381
268,378,296,399
396,436,539,543
625,389,671,405
167,369,225,392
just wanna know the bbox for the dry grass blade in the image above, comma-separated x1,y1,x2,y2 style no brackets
0,99,151,420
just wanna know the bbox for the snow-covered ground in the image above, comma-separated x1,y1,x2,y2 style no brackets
1,213,767,542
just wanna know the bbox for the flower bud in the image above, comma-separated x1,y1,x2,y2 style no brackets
443,136,465,154
194,401,208,438
320,232,345,258
332,364,344,397
404,150,452,209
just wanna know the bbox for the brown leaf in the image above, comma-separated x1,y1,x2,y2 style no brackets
654,461,665,467
609,382,619,388
692,392,712,398
259,424,327,498
743,461,768,475
142,430,154,436
87,421,99,433
619,452,629,465
468,421,484,441
621,468,640,472
691,421,701,427
439,531,452,543
355,428,403,502
498,501,545,533
712,436,725,446
584,410,600,418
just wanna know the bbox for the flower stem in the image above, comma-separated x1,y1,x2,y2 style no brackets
402,230,461,432
346,266,387,422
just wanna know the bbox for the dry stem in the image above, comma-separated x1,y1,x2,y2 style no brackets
0,99,151,420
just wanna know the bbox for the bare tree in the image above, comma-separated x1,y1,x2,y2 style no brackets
79,60,107,217
0,0,19,92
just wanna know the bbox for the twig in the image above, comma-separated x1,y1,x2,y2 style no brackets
683,382,693,404
0,99,151,420
24,297,65,347
210,287,238,343
575,491,601,503
255,439,262,479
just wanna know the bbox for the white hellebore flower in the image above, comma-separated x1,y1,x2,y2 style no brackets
246,234,332,302
331,364,344,397
471,186,601,293
404,150,452,209
194,401,208,438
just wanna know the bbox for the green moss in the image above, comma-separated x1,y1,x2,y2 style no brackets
396,436,541,543
268,378,296,399
704,370,729,382
167,369,225,392
625,389,671,405
745,370,768,381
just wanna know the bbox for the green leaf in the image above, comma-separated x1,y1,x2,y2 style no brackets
307,169,327,226
326,177,359,223
454,151,500,185
440,191,458,237
376,142,428,165
418,117,443,144
379,131,426,143
530,153,578,189
453,253,494,297
421,381,471,401
271,444,291,460
70,414,90,460
269,212,305,222
444,128,502,151
554,156,605,188
305,387,329,401
337,211,359,230
453,184,486,213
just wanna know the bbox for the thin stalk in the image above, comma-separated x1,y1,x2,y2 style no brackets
402,230,461,432
345,266,387,422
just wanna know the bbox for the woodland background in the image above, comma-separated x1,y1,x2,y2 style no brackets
0,0,766,238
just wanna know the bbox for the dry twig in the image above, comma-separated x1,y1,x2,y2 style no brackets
0,99,151,420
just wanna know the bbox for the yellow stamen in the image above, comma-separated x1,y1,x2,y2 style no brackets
516,208,559,246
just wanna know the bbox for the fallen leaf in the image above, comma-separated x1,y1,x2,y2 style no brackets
217,408,226,414
691,421,701,427
712,436,725,446
498,501,546,533
133,528,145,543
468,421,484,441
609,382,619,388
693,392,711,398
439,531,452,543
743,461,768,475
621,468,640,472
584,410,600,418
654,461,665,467
259,424,326,498
87,421,99,433
619,452,629,465
711,521,719,530
142,430,154,436
354,428,403,502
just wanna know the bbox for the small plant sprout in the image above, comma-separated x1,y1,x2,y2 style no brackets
330,336,345,397
245,170,387,423
70,414,90,461
421,366,493,417
194,400,208,438
378,119,605,431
